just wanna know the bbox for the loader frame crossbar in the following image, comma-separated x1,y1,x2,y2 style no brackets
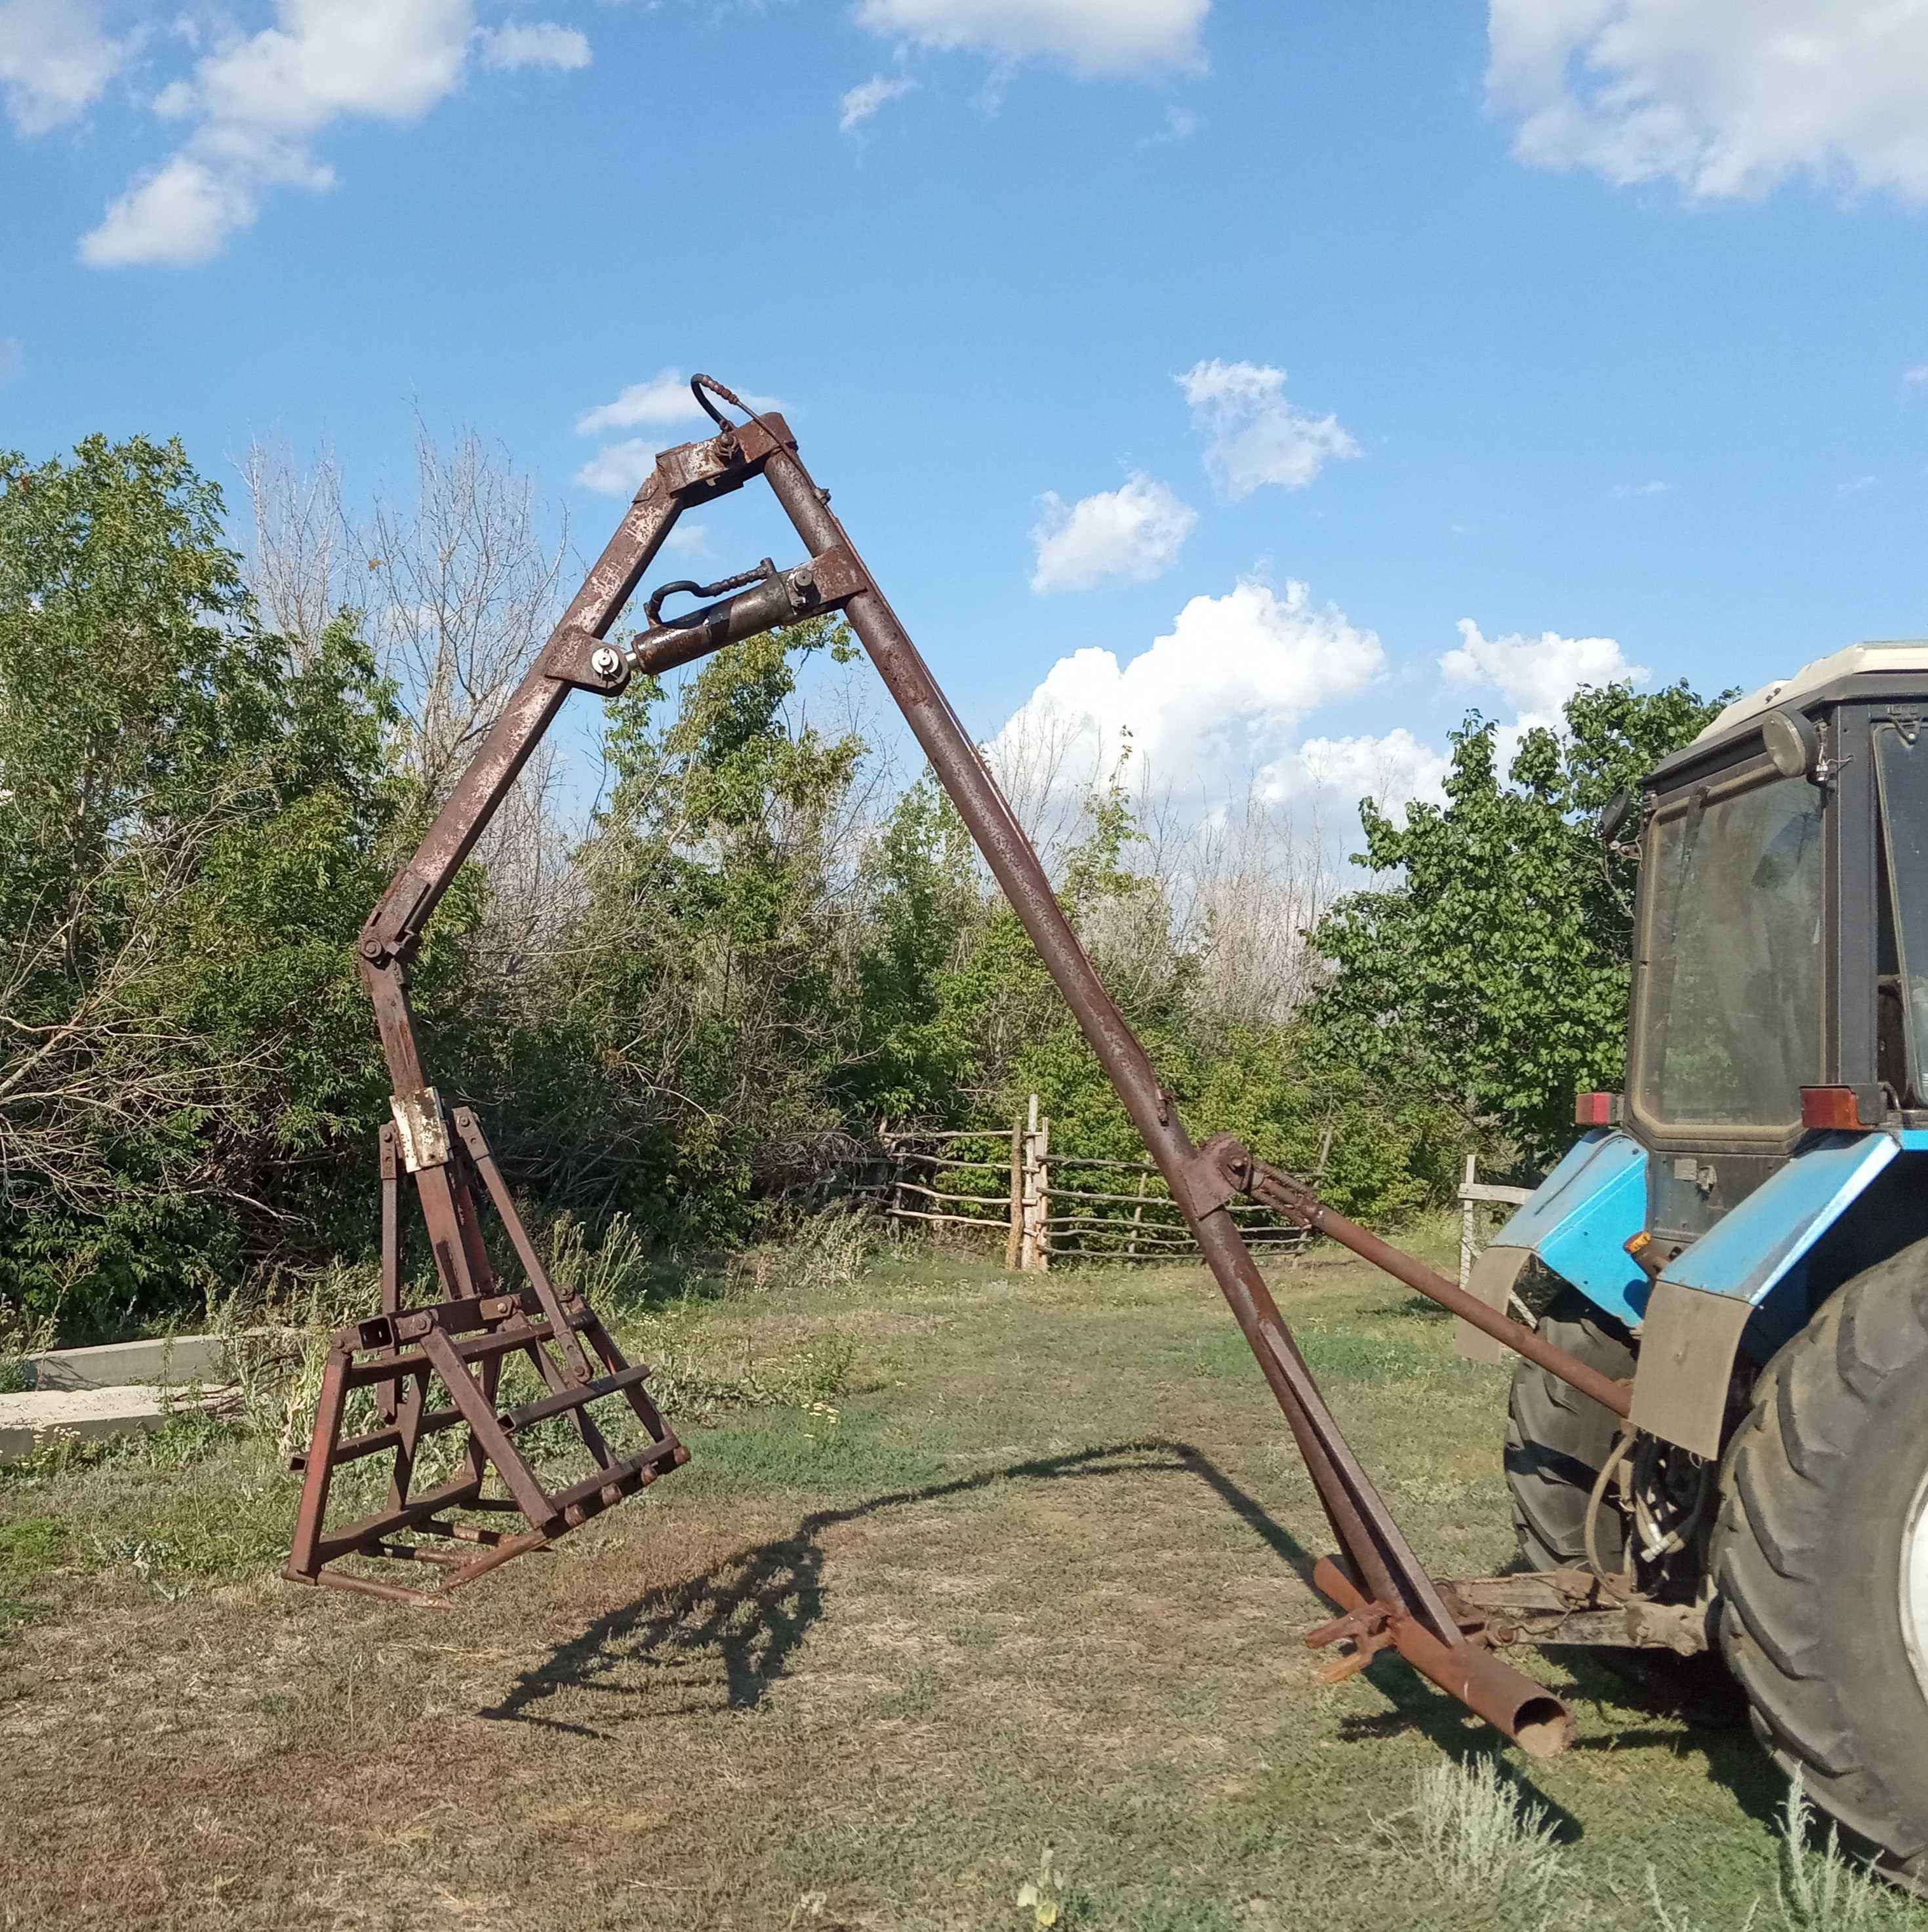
291,376,1634,1750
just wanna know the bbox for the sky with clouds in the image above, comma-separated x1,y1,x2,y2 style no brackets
4,1,1928,830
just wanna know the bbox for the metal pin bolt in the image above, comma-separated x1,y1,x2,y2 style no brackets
590,646,621,679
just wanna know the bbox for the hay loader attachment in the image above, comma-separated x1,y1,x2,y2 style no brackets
287,378,1661,1752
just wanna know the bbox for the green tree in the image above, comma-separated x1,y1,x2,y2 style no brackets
1308,681,1724,1171
549,618,868,1231
893,769,1450,1225
0,436,441,1327
845,777,988,1122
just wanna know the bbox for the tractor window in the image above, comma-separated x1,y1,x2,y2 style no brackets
1634,770,1825,1131
1875,727,1928,1095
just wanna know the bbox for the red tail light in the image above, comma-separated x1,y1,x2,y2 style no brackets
1800,1086,1880,1131
1574,1091,1622,1127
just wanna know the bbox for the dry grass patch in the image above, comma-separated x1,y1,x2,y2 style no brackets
2,1247,1923,1931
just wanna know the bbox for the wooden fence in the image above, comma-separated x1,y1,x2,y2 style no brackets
881,1097,1316,1270
1457,1151,1534,1293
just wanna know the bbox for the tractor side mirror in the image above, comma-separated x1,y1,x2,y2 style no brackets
1599,788,1634,846
1763,706,1821,779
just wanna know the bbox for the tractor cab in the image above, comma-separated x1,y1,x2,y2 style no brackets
1628,640,1928,1250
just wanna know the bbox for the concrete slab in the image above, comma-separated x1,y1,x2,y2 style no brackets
26,1334,230,1391
0,1382,239,1464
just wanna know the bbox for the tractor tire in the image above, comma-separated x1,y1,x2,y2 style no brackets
1504,1287,1636,1571
1713,1239,1928,1881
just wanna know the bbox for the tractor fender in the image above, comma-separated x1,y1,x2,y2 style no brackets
1455,1130,1650,1362
1632,1131,1901,1457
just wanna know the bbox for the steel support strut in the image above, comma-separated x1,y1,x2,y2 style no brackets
1207,1138,1632,1419
314,380,1573,1750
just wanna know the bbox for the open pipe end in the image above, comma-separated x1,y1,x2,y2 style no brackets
1310,1554,1575,1760
1512,1698,1575,1760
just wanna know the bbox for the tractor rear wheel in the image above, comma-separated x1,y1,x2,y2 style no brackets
1504,1287,1634,1571
1713,1238,1928,1882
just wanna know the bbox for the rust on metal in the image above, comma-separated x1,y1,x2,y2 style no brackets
283,1104,688,1601
1311,1558,1574,1760
1441,1569,1707,1655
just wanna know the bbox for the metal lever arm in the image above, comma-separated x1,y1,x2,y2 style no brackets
358,412,801,979
1207,1137,1632,1419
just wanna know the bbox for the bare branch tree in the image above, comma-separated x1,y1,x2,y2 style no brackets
355,411,571,807
237,433,349,662
985,703,1110,875
1169,784,1337,1024
0,816,272,1217
242,415,582,977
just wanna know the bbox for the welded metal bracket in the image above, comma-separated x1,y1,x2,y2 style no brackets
540,622,631,694
389,1087,450,1173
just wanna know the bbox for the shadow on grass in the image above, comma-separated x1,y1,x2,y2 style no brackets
480,1438,1317,1737
1359,1295,1454,1325
478,1435,1787,1842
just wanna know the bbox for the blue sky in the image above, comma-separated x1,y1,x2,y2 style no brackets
4,1,1927,819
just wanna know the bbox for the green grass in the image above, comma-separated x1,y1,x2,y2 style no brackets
1,1239,1923,1931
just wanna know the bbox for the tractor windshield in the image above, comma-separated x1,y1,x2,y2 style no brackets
1633,769,1825,1131
1876,727,1928,1093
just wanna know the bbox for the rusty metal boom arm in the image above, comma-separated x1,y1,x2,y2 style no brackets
1207,1138,1632,1419
349,380,1575,1753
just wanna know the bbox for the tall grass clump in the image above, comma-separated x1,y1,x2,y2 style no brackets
1385,1756,1567,1927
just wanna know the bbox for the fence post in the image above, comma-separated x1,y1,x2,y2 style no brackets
1035,1115,1051,1273
1006,1114,1023,1272
1459,1151,1478,1292
1020,1095,1040,1272
885,1132,906,1233
1125,1165,1149,1260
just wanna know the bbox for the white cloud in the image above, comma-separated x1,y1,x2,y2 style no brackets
1907,364,1928,386
575,369,782,436
479,23,590,73
839,72,916,131
994,588,1649,839
576,370,706,437
1838,472,1879,496
0,336,20,383
1143,103,1197,144
994,578,1384,792
1261,727,1453,816
0,0,123,136
1611,478,1668,498
573,369,785,491
77,2,590,268
1177,359,1358,500
1030,473,1196,593
1260,619,1648,826
1489,1,1928,202
84,153,273,268
1442,618,1649,732
856,0,1207,75
189,1,476,134
574,438,656,497
662,521,713,557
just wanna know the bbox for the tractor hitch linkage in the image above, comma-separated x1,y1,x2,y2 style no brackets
289,377,1668,1748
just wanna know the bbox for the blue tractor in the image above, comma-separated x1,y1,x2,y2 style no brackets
1474,641,1928,1876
